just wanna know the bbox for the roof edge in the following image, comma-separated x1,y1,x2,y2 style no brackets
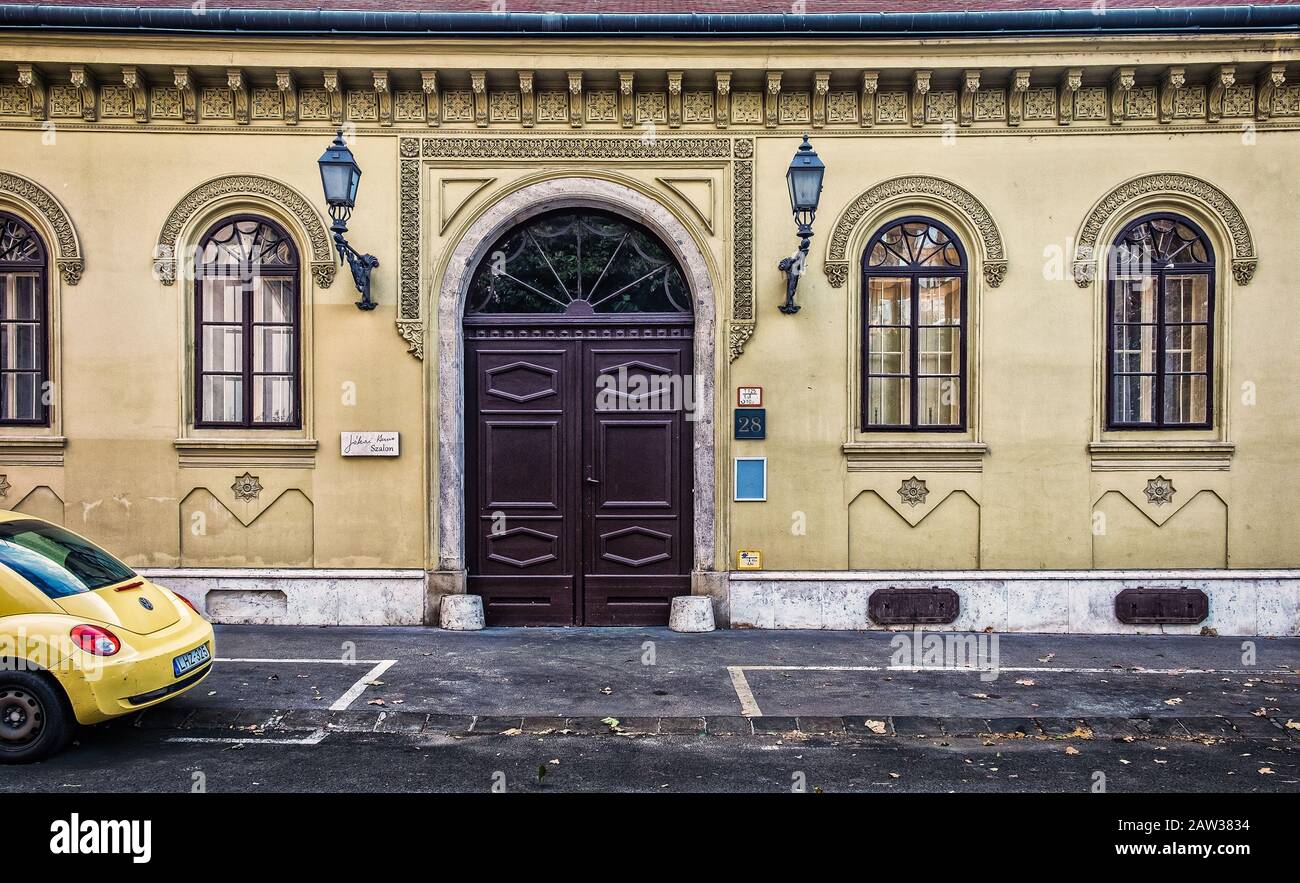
1,5,1299,39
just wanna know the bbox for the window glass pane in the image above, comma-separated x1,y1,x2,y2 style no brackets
254,326,294,374
918,277,960,325
200,374,242,423
1113,278,1157,323
202,279,243,322
201,325,242,372
918,327,960,375
868,277,910,325
1112,374,1155,424
252,375,295,424
1163,374,1208,425
0,321,39,371
868,327,909,375
254,279,296,322
0,372,39,421
1164,325,1208,373
0,274,38,320
1112,325,1156,373
917,377,961,426
866,376,909,426
1164,275,1210,323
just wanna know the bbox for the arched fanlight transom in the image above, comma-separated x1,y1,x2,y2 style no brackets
0,213,45,266
466,210,692,316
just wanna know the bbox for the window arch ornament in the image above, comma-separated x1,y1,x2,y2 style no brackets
154,175,334,289
1072,172,1256,288
824,175,1007,289
0,171,83,285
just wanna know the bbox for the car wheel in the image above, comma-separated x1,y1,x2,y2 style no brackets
0,672,73,764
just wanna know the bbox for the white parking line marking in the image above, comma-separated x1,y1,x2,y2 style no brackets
215,657,390,664
725,663,1296,717
167,729,328,747
727,666,762,717
329,659,397,712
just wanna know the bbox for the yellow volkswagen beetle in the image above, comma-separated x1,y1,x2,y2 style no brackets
0,510,214,762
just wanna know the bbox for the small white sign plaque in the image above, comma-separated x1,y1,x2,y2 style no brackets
341,431,400,457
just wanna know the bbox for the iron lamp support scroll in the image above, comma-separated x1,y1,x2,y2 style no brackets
329,208,380,311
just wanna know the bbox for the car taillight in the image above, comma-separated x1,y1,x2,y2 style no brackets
71,624,121,656
175,592,206,620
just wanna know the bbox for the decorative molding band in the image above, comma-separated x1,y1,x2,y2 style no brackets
153,174,335,288
0,170,84,284
1072,172,1257,287
842,441,988,473
824,175,1007,288
0,435,67,467
1087,440,1235,472
173,436,319,469
396,135,748,361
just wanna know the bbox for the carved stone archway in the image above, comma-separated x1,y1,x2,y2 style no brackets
431,176,718,585
1071,172,1257,287
153,174,335,288
0,170,84,284
823,175,1008,288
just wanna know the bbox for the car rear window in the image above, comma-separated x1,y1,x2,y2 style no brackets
0,520,136,599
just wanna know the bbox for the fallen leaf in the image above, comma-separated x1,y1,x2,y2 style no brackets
365,680,386,687
367,698,386,707
1285,720,1300,731
971,693,989,700
1064,746,1080,755
888,772,900,779
601,717,621,729
1037,653,1056,663
1251,708,1268,717
1015,678,1036,687
1259,767,1275,775
499,727,523,736
1164,698,1183,706
1119,759,1131,765
864,719,887,734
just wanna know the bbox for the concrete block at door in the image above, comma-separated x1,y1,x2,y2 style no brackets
441,594,485,631
669,596,716,632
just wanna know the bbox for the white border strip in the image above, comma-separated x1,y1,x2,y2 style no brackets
329,660,397,712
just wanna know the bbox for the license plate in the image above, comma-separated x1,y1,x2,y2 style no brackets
172,643,211,678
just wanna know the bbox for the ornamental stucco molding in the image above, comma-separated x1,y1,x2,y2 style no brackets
153,174,335,288
396,135,753,361
1072,172,1257,287
823,175,1008,289
0,170,84,284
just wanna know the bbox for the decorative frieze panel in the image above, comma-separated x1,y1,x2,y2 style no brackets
777,91,810,124
298,88,330,121
1023,87,1056,121
1,63,1295,132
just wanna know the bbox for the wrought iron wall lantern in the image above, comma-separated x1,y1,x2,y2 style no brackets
778,134,825,315
318,129,381,310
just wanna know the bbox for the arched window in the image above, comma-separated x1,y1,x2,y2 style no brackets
0,211,48,425
861,217,967,430
194,215,300,428
465,209,691,316
1107,213,1214,429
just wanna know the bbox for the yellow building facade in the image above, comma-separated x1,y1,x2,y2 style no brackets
1,4,1298,633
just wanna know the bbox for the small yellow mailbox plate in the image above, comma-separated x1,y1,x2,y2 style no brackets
736,550,763,570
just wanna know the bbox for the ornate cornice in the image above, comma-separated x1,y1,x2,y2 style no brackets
0,170,84,284
153,174,335,287
824,175,1007,288
1071,172,1257,287
397,135,751,360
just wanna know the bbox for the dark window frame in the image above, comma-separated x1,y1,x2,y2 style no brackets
193,214,302,430
0,210,50,428
1105,212,1216,431
860,215,969,433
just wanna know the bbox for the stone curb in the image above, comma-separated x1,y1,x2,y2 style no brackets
128,707,1300,741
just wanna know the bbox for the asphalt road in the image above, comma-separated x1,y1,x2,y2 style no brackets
2,626,1297,793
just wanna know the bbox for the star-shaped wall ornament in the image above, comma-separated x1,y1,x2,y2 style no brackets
897,476,929,508
231,472,263,502
1144,475,1176,506
0,474,9,498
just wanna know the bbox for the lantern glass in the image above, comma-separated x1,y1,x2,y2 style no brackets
317,133,362,208
786,135,825,228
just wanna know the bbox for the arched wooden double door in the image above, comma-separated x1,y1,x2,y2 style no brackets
463,210,695,626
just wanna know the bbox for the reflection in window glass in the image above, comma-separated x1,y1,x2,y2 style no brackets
0,212,48,425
